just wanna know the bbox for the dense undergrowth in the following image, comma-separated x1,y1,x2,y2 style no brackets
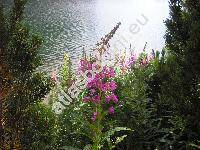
0,0,200,150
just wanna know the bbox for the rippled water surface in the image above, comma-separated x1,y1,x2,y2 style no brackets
8,0,170,71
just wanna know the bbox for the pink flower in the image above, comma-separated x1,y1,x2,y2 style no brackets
105,94,118,103
101,81,117,92
83,96,90,102
95,73,101,79
87,82,93,88
111,94,118,103
88,63,92,70
92,95,101,103
79,59,93,73
103,66,108,72
92,112,98,122
87,77,93,83
109,106,115,114
96,80,103,90
108,67,116,78
86,72,93,78
90,89,96,94
141,58,148,66
80,59,85,66
102,66,109,77
51,71,57,82
102,83,109,91
127,54,137,68
95,73,105,79
102,66,116,78
105,95,111,102
109,81,117,91
79,59,87,71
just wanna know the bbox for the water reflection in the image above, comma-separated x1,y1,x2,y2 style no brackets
25,0,168,71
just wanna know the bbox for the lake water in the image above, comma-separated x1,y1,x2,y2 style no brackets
8,0,170,72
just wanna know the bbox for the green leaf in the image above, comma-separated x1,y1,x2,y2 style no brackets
102,127,132,145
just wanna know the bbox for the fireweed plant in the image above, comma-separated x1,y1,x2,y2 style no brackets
46,23,131,149
48,49,156,149
53,58,131,149
69,43,133,148
62,50,155,149
51,22,122,115
48,44,156,148
79,58,119,149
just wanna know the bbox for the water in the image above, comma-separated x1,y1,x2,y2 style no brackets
9,0,170,72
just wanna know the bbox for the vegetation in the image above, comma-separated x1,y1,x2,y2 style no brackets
0,0,199,150
0,0,54,149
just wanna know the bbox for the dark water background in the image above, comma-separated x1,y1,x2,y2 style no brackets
4,0,169,72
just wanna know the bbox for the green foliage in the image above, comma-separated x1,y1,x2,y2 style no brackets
21,102,58,150
102,127,131,149
112,53,171,150
52,56,130,150
163,0,200,148
142,0,200,149
48,61,88,149
1,0,199,149
0,0,54,149
56,102,91,149
57,102,131,150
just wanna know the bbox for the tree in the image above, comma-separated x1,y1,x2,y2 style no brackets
149,0,200,148
0,0,52,149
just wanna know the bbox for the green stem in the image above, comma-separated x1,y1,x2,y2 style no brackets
94,89,102,150
93,58,103,150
